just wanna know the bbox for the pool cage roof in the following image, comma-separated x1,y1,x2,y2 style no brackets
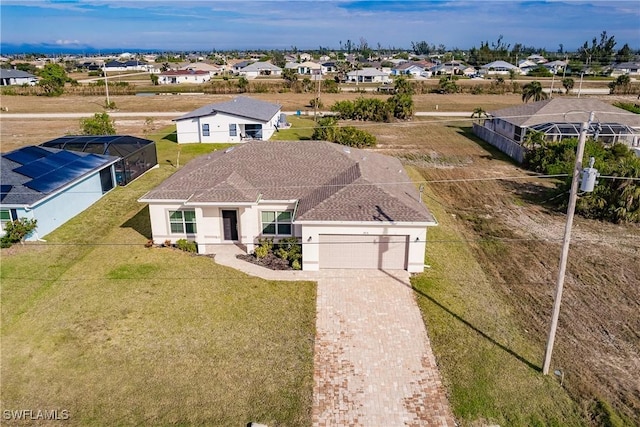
40,135,154,157
528,122,638,139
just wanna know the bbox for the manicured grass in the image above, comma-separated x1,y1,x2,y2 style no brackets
406,167,585,427
0,136,316,426
270,116,316,141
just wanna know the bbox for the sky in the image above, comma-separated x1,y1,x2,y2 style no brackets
1,0,639,53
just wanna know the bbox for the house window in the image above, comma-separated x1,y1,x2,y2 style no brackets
0,210,11,233
169,210,197,234
202,124,210,137
261,211,292,235
229,124,237,137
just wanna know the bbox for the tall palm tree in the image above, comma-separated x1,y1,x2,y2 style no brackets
521,81,549,103
470,107,487,123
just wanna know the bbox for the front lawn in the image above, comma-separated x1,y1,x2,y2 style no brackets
0,135,316,426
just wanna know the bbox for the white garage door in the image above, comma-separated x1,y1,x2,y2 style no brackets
319,234,409,270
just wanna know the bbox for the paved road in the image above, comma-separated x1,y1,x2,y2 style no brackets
0,111,474,119
212,245,456,426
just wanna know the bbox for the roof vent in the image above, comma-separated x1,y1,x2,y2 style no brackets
224,146,235,153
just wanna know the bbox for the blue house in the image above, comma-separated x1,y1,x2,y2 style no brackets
1,146,119,241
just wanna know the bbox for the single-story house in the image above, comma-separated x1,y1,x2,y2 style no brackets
610,62,640,77
238,62,282,78
518,59,539,75
1,146,119,240
40,135,158,186
173,96,283,144
295,61,322,75
138,141,437,272
391,62,426,77
104,60,151,72
179,62,223,75
0,69,38,86
479,60,520,76
231,60,254,72
158,69,212,84
527,54,547,64
543,60,567,74
347,68,391,84
321,62,337,74
474,98,640,162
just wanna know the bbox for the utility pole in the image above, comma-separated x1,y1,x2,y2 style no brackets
103,63,110,106
542,112,595,375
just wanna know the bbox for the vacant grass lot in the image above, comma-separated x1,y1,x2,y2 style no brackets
1,131,316,426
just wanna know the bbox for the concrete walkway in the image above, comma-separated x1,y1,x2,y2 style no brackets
213,245,455,426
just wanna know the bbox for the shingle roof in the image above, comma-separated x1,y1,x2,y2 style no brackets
0,69,36,79
481,60,518,70
1,146,118,206
174,96,281,122
240,62,282,72
488,98,640,128
141,141,435,224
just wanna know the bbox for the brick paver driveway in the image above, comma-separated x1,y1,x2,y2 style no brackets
312,269,455,427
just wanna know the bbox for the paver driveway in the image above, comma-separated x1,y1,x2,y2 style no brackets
212,246,455,426
312,269,455,427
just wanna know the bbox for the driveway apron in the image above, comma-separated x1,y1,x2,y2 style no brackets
312,269,455,427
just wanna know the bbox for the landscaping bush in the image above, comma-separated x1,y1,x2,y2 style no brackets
176,239,197,253
0,218,37,248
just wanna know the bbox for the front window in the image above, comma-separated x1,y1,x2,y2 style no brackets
0,210,11,233
261,211,292,235
169,210,197,234
202,124,210,137
229,124,237,137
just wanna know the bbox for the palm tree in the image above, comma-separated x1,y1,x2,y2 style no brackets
562,78,574,94
521,81,549,103
470,107,487,123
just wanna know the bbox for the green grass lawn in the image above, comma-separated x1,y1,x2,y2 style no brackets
406,167,585,426
0,133,316,426
270,116,316,141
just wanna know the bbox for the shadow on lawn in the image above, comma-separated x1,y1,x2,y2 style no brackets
163,130,178,143
121,205,152,239
412,284,541,372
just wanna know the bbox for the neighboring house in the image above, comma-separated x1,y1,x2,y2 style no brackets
298,53,313,61
296,61,322,75
238,62,282,78
158,70,212,84
321,62,337,74
518,59,539,75
391,62,426,77
479,60,520,76
104,60,151,72
527,54,547,64
232,60,254,72
347,67,391,83
0,146,119,240
610,62,640,77
544,60,567,74
0,69,38,86
179,62,223,75
173,96,282,144
474,98,640,162
139,141,437,272
430,60,473,76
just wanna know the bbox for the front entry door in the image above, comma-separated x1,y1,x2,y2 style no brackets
222,210,239,241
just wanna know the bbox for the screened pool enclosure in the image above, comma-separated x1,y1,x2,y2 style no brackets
527,122,639,145
41,135,157,185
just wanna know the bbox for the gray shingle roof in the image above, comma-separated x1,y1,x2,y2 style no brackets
1,146,118,206
174,96,281,122
0,69,36,79
141,141,435,224
488,98,640,128
240,62,282,72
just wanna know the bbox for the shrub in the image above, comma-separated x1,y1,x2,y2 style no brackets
1,218,37,247
176,239,197,253
291,259,302,270
254,237,274,258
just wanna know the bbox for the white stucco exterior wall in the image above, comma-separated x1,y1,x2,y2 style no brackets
175,111,281,143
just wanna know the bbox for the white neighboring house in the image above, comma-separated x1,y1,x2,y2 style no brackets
179,62,223,75
480,60,520,76
104,60,152,72
138,141,437,273
238,62,282,78
347,68,391,83
296,61,322,75
610,62,640,77
158,70,212,84
544,60,567,75
173,96,282,144
391,62,426,77
0,69,38,86
518,59,539,75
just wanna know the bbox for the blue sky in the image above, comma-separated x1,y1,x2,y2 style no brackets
1,1,639,52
